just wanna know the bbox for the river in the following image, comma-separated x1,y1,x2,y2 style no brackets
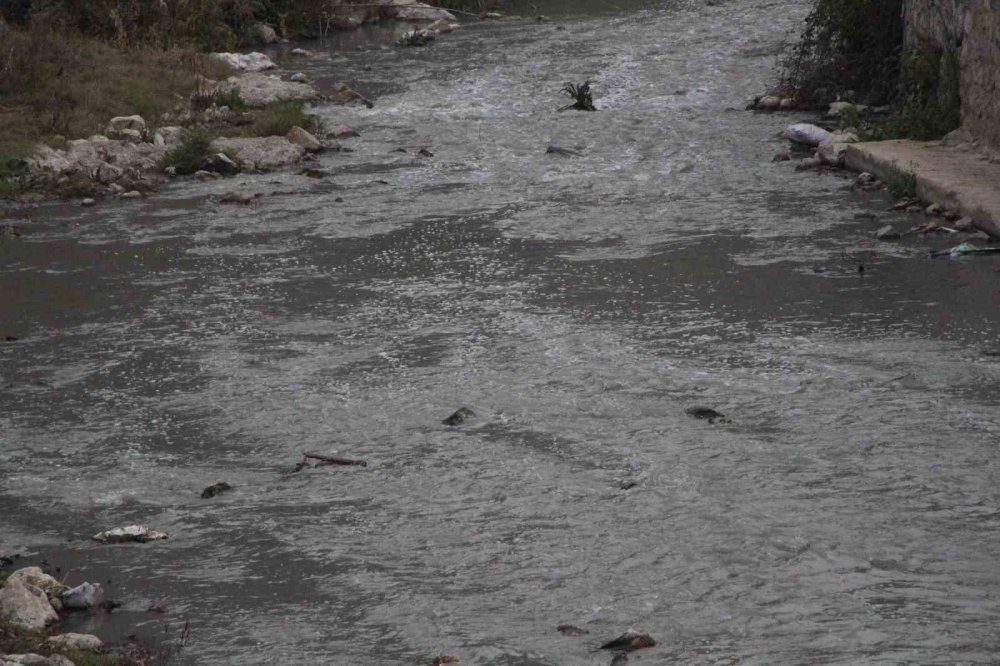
3,0,1000,664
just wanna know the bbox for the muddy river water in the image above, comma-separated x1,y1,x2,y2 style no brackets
3,1,1000,663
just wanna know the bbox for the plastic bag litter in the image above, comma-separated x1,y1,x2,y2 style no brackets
929,241,1000,258
782,123,832,146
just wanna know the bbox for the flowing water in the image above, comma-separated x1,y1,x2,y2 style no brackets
3,1,1000,664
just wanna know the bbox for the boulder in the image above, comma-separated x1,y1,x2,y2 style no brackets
782,123,831,147
756,95,781,111
379,0,456,21
779,97,796,110
105,115,146,142
6,568,67,597
327,82,373,108
251,23,278,44
427,18,459,32
289,72,308,83
92,525,168,544
816,129,859,166
209,52,276,72
329,125,360,139
286,126,323,152
60,582,104,609
211,137,306,171
442,407,475,426
46,633,104,652
217,73,318,108
290,48,314,57
155,126,183,149
0,576,58,630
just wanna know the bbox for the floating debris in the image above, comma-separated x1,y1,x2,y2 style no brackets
298,451,368,468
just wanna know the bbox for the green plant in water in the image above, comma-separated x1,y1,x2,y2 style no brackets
559,81,596,111
882,162,918,200
160,128,213,175
244,100,321,137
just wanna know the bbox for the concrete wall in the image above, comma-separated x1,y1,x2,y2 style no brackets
904,0,1000,149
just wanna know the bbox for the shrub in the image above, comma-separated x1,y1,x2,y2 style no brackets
882,44,961,140
160,128,213,174
559,81,596,111
882,163,918,199
244,100,321,137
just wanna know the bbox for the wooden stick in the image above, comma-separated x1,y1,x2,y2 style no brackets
302,452,368,467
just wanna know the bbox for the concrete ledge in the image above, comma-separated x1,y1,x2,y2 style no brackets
845,139,1000,226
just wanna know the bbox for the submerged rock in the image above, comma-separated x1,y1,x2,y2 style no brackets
220,192,258,205
685,406,726,422
600,629,657,651
60,582,105,610
2,654,75,666
92,525,168,544
442,407,475,426
201,482,234,498
755,95,780,111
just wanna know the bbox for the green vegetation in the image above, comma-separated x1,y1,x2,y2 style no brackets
160,128,213,174
243,100,321,137
882,162,918,199
779,0,961,141
398,29,431,47
0,619,113,665
560,81,597,112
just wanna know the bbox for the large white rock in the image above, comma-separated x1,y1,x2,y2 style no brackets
211,136,306,170
3,655,75,666
60,582,104,610
6,568,66,598
209,52,276,72
379,0,455,21
782,123,832,147
92,525,168,544
0,576,58,630
217,73,318,108
47,633,104,652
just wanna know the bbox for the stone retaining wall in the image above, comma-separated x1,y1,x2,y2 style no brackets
904,0,1000,149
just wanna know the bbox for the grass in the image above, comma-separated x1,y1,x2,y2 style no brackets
559,81,597,111
882,162,918,199
242,100,322,137
160,129,214,175
398,30,431,47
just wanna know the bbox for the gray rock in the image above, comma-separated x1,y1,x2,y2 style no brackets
290,48,314,57
106,115,146,140
46,633,104,652
443,407,475,426
219,192,258,205
215,73,318,108
92,525,168,544
80,198,96,207
546,145,582,157
816,129,859,166
756,95,781,111
120,190,142,199
60,582,105,609
875,224,901,240
289,72,308,83
209,52,276,72
6,568,67,597
826,101,868,118
379,0,456,21
204,152,239,175
329,125,360,139
0,576,58,630
779,97,796,110
3,656,75,666
212,137,306,171
286,126,323,152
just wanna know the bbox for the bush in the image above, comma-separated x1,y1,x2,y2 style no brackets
244,100,321,137
160,128,213,174
882,44,961,140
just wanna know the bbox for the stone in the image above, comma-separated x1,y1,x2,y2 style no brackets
92,525,168,544
95,162,124,185
771,151,791,162
290,48,314,57
557,624,589,636
251,23,278,44
81,198,96,207
327,82,374,108
6,568,66,597
779,97,796,110
4,656,75,666
201,481,234,497
685,406,726,422
0,576,58,630
289,72,308,83
795,157,823,171
209,52,276,72
379,0,456,22
220,192,257,205
329,125,360,139
47,633,104,652
300,167,331,179
926,202,944,215
204,153,239,175
286,126,323,152
816,129,859,166
599,629,657,651
194,170,218,180
756,95,780,111
442,407,475,426
427,18,458,32
782,123,832,146
120,190,142,199
875,224,901,240
211,136,306,171
106,115,146,140
216,73,318,108
107,183,126,195
60,582,105,609
826,101,867,118
953,216,975,231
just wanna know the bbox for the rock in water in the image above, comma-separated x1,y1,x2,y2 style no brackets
600,629,657,651
46,633,104,652
60,582,105,609
781,123,831,147
287,126,323,152
201,482,234,498
875,225,901,240
209,52,276,72
442,407,475,426
557,623,589,636
685,406,725,422
546,145,582,157
92,525,168,544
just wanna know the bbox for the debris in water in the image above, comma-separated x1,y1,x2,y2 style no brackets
600,629,657,651
417,148,434,158
430,657,459,665
442,407,475,426
685,406,726,423
930,241,1000,258
4,335,19,342
618,479,638,490
301,451,368,467
201,482,233,499
559,80,597,112
557,623,589,636
92,525,168,544
546,145,583,157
